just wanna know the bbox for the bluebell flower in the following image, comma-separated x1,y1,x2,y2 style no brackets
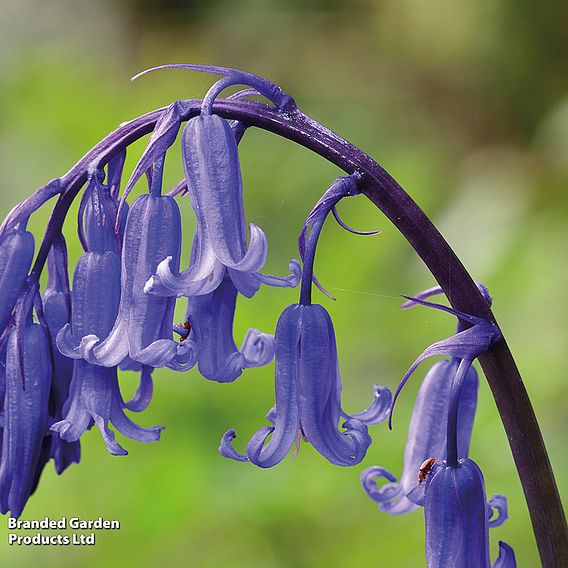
219,303,391,467
360,284,494,513
42,239,81,474
178,271,275,382
0,223,34,336
424,458,516,567
361,357,478,514
58,162,197,370
144,103,300,300
220,174,389,467
0,285,51,518
380,288,516,565
79,160,128,254
53,178,164,455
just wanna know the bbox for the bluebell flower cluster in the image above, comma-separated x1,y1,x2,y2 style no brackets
0,67,389,517
0,64,524,567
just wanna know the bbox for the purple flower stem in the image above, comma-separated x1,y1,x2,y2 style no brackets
29,99,567,567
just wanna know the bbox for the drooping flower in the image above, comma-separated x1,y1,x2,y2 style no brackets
361,357,478,514
424,458,516,567
58,162,197,370
219,303,391,467
42,238,81,474
220,174,389,467
407,297,515,566
143,76,300,300
53,178,164,455
79,157,128,254
178,271,275,382
360,284,494,513
0,285,52,518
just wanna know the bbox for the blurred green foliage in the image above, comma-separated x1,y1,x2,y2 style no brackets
0,0,566,566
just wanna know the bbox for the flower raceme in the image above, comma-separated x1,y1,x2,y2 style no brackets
0,66,304,516
0,65,531,566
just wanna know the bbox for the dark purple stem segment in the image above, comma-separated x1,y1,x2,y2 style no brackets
30,99,567,567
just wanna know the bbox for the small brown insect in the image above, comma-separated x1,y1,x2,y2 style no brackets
418,458,438,485
179,320,191,341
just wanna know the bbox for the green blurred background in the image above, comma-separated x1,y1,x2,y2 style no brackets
0,0,567,566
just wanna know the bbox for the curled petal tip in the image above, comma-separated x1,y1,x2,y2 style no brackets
241,329,275,368
401,282,492,310
225,223,268,273
219,429,249,462
360,466,399,503
487,494,509,528
346,384,392,426
50,420,70,438
143,275,157,294
493,541,516,568
124,367,154,413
